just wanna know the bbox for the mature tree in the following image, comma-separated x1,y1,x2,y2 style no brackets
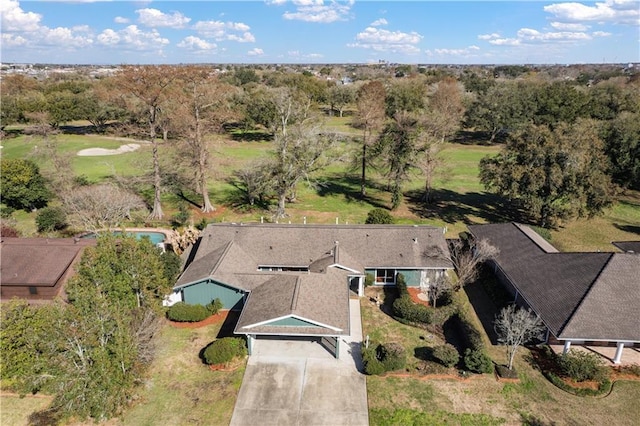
234,160,274,207
480,120,614,228
172,67,238,212
531,81,589,126
0,158,51,211
464,81,536,142
494,305,544,370
63,184,146,232
76,83,125,132
372,112,423,210
385,78,427,118
327,83,355,117
112,66,178,219
355,80,386,196
601,111,640,190
0,74,42,126
449,237,499,291
422,275,452,309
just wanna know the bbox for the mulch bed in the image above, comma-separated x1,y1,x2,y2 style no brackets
407,288,430,307
167,310,230,329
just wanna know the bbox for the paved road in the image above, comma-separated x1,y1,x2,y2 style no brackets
230,299,368,426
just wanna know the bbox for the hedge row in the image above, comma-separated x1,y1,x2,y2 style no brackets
166,298,223,322
450,312,493,374
203,337,247,365
392,274,433,325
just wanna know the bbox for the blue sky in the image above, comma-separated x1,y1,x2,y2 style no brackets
1,1,638,65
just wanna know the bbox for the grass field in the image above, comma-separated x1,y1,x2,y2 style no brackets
2,128,638,248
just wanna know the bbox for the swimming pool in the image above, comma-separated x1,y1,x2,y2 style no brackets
81,231,167,245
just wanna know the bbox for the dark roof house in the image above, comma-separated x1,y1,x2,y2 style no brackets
467,223,640,364
0,237,96,302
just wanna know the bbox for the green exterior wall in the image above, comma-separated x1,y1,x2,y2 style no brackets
266,316,321,327
365,268,423,287
182,280,245,310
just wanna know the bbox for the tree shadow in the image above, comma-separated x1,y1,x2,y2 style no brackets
463,280,501,345
405,188,524,227
216,310,242,339
613,223,640,235
314,173,390,210
221,178,273,211
451,130,501,146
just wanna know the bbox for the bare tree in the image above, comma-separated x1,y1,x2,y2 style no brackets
63,184,146,232
449,238,499,291
171,67,238,212
112,66,178,219
420,275,452,308
494,305,545,370
355,81,386,197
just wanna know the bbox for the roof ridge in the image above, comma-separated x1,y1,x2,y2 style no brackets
210,240,234,276
558,252,615,336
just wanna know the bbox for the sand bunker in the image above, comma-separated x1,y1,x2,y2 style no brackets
77,143,140,156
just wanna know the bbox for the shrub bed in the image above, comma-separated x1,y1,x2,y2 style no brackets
558,350,608,382
448,312,493,374
203,337,247,365
167,298,222,322
392,274,433,325
432,344,460,368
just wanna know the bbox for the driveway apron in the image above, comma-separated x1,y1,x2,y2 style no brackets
230,299,368,426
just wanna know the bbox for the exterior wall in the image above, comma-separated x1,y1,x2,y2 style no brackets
266,317,321,327
0,284,62,301
182,280,245,310
365,268,446,287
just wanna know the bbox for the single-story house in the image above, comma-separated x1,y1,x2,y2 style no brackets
467,223,640,364
0,237,96,302
169,223,453,358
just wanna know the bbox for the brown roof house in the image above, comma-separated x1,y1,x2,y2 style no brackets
467,223,640,364
169,223,453,358
0,237,96,302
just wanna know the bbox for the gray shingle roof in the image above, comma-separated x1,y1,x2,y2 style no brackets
561,253,640,341
467,223,639,342
612,241,640,254
234,268,350,336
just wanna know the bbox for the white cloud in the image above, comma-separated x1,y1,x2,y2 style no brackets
429,45,480,56
550,21,589,31
1,0,42,32
489,38,521,46
136,8,191,28
1,33,28,48
193,20,256,42
478,33,501,40
96,25,169,50
349,26,423,54
370,18,388,27
177,36,216,51
43,27,93,48
593,30,613,36
115,16,130,24
280,0,354,23
247,48,264,56
544,0,640,26
286,49,323,59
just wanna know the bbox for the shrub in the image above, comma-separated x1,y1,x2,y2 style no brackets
166,302,210,322
365,208,394,224
36,206,67,232
392,295,433,325
0,224,20,237
203,337,247,365
364,273,374,287
362,344,386,375
380,342,406,372
206,298,223,315
433,344,460,368
558,350,607,382
464,348,493,374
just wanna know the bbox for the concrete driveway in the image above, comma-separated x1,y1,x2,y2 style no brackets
230,299,368,426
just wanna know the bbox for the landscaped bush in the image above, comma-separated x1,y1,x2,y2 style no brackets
432,344,460,368
380,342,406,372
167,298,222,322
392,274,433,325
558,350,608,382
362,341,407,375
365,208,394,224
36,206,67,232
464,348,493,374
203,337,247,365
364,273,374,287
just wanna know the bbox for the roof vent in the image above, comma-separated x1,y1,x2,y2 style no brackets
413,238,418,243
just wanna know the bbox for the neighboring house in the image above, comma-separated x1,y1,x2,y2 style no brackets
169,223,453,358
612,241,640,254
467,223,640,364
0,237,95,302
